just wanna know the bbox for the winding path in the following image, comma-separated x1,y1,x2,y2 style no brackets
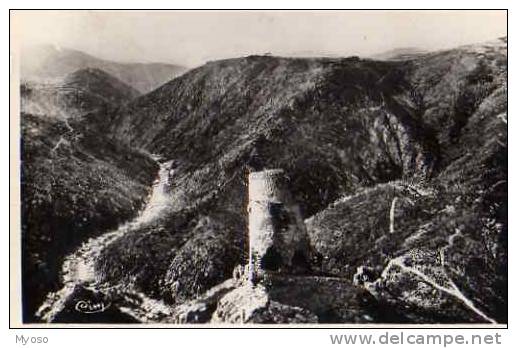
36,157,176,323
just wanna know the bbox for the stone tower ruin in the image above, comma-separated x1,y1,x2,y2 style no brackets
247,169,311,284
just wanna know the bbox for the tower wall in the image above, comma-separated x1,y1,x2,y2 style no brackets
247,169,310,283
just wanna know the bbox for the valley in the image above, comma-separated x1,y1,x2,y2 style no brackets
20,37,507,324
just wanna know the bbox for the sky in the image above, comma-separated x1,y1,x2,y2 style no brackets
12,10,507,67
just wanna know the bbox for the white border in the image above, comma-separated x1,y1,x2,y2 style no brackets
3,2,513,347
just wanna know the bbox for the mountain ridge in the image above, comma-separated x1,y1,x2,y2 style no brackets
21,67,140,119
21,44,187,93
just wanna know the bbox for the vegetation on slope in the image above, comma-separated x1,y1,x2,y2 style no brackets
21,113,157,321
93,37,506,323
307,38,507,322
21,68,140,119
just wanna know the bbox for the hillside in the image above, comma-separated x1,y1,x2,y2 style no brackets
63,68,141,103
21,68,140,119
87,38,507,323
21,112,159,322
20,65,156,322
21,45,187,93
20,74,158,324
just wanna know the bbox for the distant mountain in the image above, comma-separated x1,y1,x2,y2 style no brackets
21,45,187,93
21,67,140,118
63,68,141,102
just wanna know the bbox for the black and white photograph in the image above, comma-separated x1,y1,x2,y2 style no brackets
10,9,507,326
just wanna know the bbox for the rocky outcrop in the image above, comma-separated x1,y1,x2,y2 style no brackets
211,283,318,324
166,272,397,324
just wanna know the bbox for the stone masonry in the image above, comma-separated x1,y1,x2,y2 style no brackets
247,169,311,284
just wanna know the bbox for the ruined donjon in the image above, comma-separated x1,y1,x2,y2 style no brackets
247,169,311,284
